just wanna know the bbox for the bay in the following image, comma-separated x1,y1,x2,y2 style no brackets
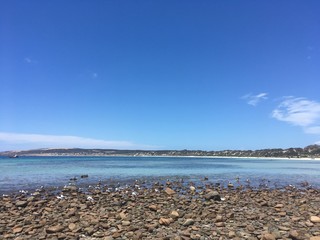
0,156,319,193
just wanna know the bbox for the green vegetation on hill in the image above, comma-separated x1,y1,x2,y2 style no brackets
1,145,320,158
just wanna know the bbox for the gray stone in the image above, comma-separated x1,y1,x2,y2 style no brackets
204,191,221,201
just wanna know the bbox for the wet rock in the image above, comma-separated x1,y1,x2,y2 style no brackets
62,185,77,192
204,190,221,201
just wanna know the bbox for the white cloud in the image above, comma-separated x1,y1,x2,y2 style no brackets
0,132,155,150
272,97,320,134
242,93,268,106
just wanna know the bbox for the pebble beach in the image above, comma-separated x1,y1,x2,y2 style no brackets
1,179,320,240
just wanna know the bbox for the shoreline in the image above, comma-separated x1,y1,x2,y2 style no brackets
1,178,319,239
3,154,320,161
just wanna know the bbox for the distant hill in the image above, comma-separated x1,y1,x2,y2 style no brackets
1,145,320,158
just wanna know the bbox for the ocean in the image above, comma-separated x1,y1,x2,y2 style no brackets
0,156,319,194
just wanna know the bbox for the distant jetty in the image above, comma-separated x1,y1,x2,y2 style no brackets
1,144,320,159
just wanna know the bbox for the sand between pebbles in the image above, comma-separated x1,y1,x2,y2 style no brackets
0,180,320,240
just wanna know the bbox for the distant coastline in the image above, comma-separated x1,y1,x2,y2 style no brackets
1,144,320,159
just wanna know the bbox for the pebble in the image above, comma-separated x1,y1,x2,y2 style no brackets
0,179,318,240
165,187,176,195
46,225,65,233
12,227,23,234
182,219,195,226
122,220,131,226
310,216,320,223
204,190,221,201
261,233,276,240
15,200,28,207
310,237,320,240
170,210,180,219
159,218,172,225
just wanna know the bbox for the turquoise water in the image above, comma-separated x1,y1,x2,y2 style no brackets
0,156,319,193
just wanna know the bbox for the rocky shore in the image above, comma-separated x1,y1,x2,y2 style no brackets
0,179,319,240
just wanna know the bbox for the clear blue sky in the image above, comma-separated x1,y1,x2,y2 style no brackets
1,1,320,151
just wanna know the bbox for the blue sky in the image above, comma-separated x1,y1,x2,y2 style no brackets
1,1,320,151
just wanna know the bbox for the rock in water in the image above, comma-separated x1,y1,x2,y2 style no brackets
204,191,221,201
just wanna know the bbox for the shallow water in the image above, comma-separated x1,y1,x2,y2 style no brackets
0,156,319,193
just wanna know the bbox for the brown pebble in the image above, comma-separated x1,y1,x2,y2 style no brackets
261,233,276,240
170,210,180,219
288,229,305,240
15,201,28,208
68,223,76,231
159,217,172,225
12,227,23,234
46,225,64,234
182,219,194,226
310,237,320,240
310,216,320,223
165,187,176,195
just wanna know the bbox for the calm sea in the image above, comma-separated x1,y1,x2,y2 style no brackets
0,156,319,193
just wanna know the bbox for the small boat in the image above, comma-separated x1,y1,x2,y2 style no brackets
9,154,19,158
